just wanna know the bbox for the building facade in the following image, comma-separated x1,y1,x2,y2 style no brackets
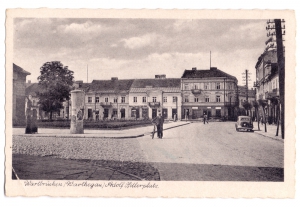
237,85,256,117
13,63,31,125
181,67,238,120
129,76,182,120
83,78,134,120
254,36,280,124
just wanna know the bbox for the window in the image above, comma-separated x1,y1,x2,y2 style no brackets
152,97,157,102
114,97,118,103
228,83,232,90
105,97,108,102
163,97,167,102
216,83,221,89
173,96,177,102
216,95,221,102
133,97,137,102
121,97,125,103
95,97,99,103
184,96,189,102
205,97,210,102
184,84,189,90
142,97,146,103
88,97,92,103
204,83,209,89
194,97,199,102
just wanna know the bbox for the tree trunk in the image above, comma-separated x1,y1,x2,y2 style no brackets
276,104,280,136
256,107,260,131
263,107,267,132
50,111,53,120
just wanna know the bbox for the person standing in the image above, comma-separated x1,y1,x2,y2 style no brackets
203,113,208,124
157,113,164,138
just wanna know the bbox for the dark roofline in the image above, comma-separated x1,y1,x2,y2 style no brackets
13,63,31,75
181,68,237,81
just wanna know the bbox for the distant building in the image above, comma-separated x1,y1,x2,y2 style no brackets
13,63,30,125
84,78,134,120
181,67,238,120
237,85,256,117
129,75,181,120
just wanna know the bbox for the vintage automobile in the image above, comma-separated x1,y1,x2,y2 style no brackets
235,116,253,132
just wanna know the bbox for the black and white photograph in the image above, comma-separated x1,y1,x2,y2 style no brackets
5,9,296,198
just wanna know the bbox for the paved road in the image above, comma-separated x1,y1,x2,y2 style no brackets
137,122,284,181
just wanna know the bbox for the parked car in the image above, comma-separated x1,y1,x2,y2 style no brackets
235,116,253,132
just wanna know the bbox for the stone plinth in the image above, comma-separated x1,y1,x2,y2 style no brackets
70,90,85,134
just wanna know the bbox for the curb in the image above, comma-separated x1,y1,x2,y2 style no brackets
13,122,191,139
254,131,284,142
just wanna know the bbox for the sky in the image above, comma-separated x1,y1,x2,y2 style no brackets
14,18,267,86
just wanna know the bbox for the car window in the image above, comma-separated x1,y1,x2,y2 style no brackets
240,118,250,121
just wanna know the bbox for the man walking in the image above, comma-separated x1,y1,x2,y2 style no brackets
203,113,208,124
152,113,164,138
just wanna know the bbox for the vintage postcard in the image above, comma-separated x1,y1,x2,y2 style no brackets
5,9,296,197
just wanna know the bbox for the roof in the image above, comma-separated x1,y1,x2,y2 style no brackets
181,68,237,80
25,83,45,96
90,79,134,92
131,78,181,88
13,63,31,75
130,87,181,93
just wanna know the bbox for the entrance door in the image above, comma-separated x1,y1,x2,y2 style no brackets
216,109,221,117
104,108,109,118
88,109,93,119
162,108,168,119
152,108,157,119
172,109,177,120
136,108,140,119
203,110,211,118
184,109,190,119
192,109,201,119
142,108,148,119
120,109,125,118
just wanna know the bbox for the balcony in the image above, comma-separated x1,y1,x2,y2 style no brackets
148,102,160,108
100,102,112,108
191,89,202,95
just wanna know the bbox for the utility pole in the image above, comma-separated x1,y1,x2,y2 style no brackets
87,64,88,83
210,51,211,68
242,69,251,102
266,19,285,139
274,19,285,139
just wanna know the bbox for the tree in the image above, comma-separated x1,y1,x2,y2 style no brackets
37,61,74,120
253,100,260,131
242,101,252,116
258,99,268,132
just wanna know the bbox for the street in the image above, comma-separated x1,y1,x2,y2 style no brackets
12,122,284,181
138,122,284,181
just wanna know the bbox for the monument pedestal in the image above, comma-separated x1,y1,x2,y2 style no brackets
70,90,85,134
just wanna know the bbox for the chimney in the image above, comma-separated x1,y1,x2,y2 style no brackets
111,77,118,81
155,74,166,79
192,67,197,71
28,80,31,84
210,67,217,71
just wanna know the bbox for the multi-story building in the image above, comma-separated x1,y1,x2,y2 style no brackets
254,36,280,123
181,67,238,120
84,78,134,120
13,63,31,125
129,75,181,120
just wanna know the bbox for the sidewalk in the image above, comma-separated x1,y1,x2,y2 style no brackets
13,121,191,138
252,122,283,141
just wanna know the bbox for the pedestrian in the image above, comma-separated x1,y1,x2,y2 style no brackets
152,113,164,138
203,113,208,124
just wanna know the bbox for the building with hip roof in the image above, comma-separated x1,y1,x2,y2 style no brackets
181,67,238,120
129,75,182,120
